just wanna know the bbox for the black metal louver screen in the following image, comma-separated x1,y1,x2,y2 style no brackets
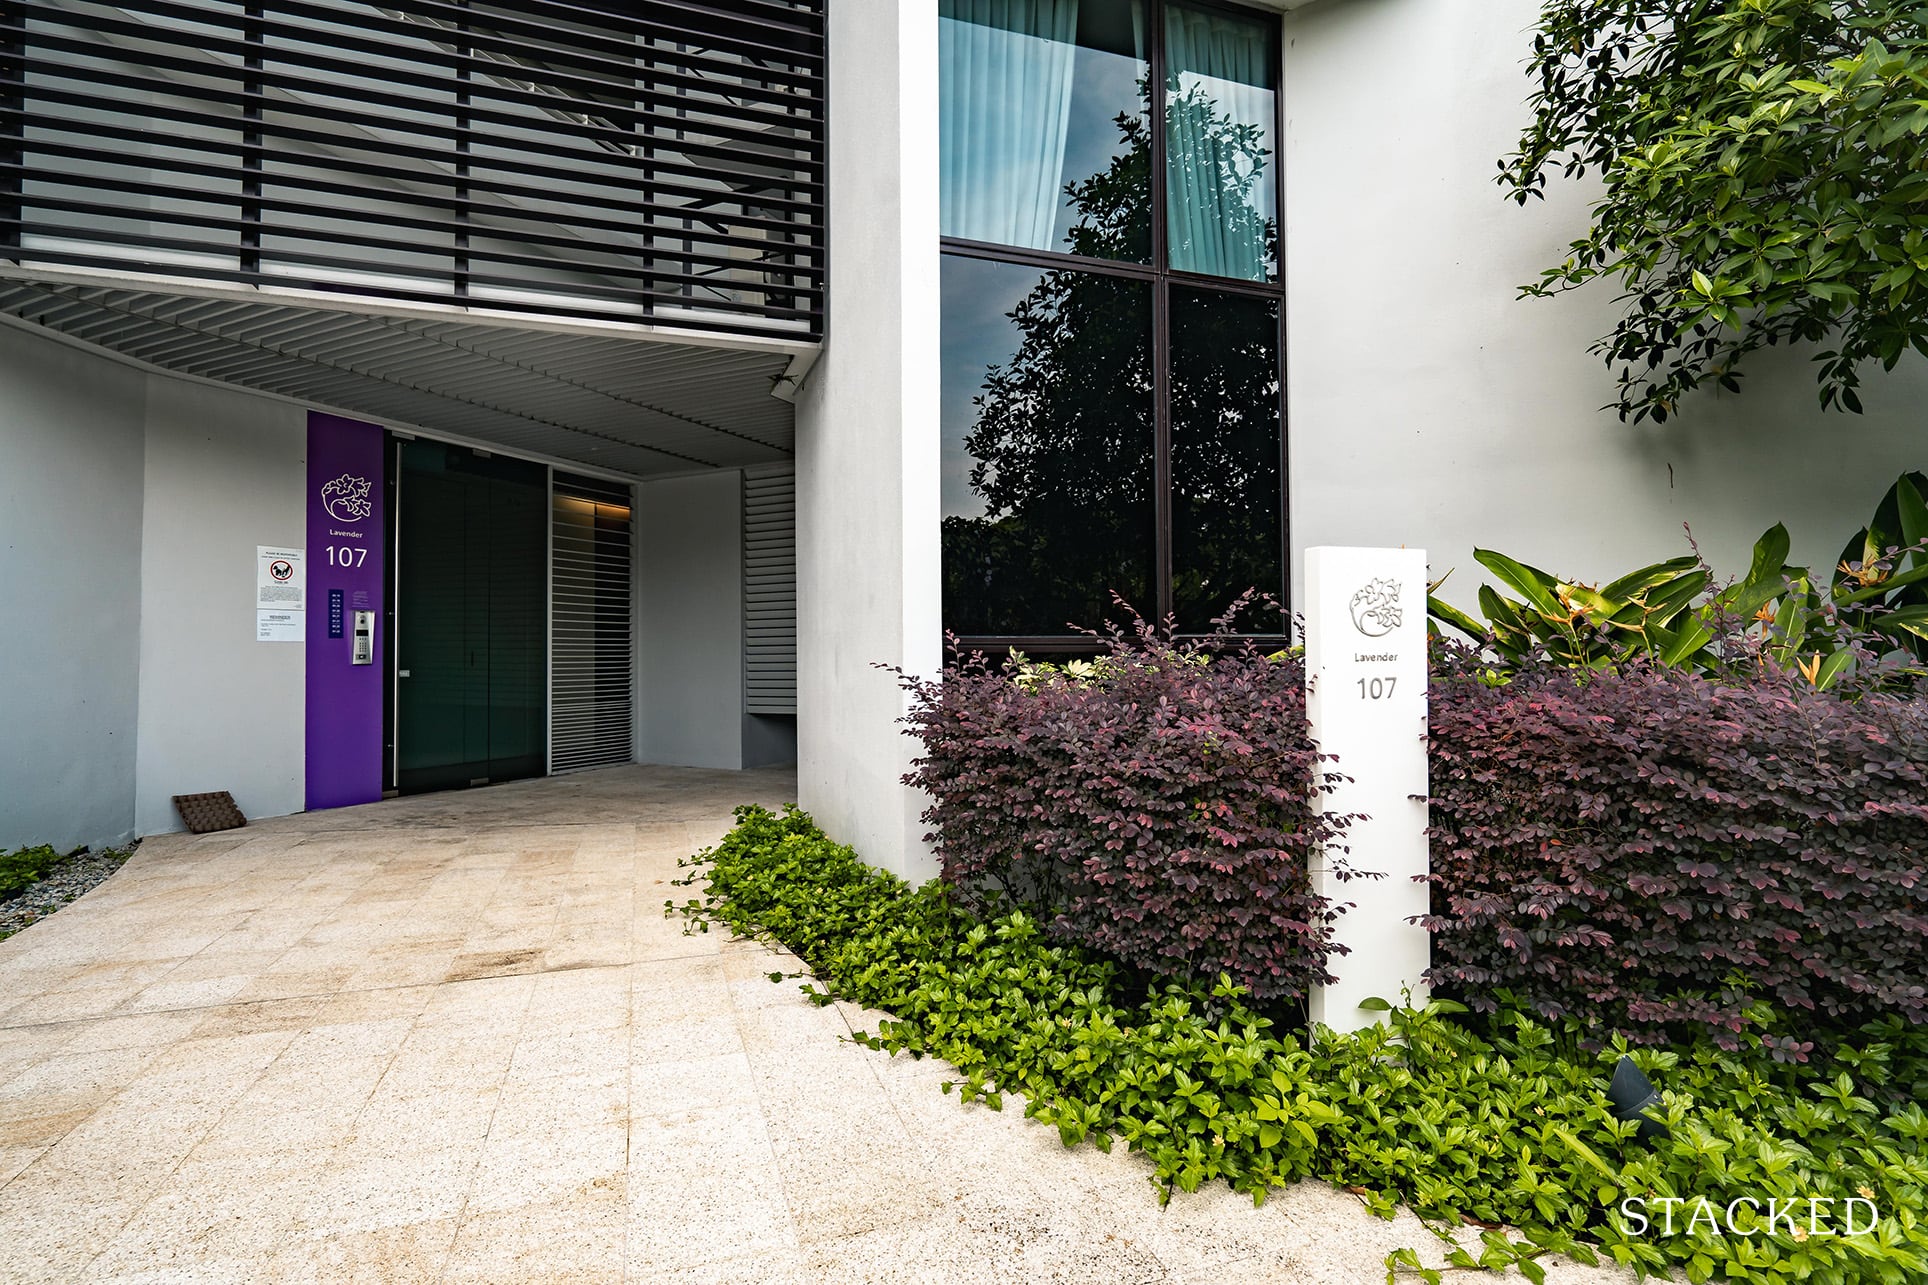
2,0,824,340
743,461,795,715
552,470,633,773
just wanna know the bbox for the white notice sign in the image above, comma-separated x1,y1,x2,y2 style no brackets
1304,546,1431,1032
257,546,305,608
256,609,304,643
257,546,305,643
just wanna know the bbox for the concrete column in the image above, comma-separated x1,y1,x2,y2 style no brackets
793,0,942,881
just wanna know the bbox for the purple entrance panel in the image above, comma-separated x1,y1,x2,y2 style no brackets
306,413,386,810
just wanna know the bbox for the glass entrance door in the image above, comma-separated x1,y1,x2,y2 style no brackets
393,439,547,793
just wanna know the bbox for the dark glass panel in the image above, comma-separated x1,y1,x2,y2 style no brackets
485,461,548,783
1170,286,1283,633
942,253,1155,636
395,440,546,792
940,0,1151,262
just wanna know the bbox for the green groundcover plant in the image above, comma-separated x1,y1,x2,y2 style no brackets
0,845,60,898
672,805,1928,1285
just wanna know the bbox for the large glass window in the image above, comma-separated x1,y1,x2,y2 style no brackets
940,0,1285,644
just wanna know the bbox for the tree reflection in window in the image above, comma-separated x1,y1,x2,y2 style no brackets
941,262,1153,638
1170,286,1283,634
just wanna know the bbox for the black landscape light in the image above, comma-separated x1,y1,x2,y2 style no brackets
1605,1056,1670,1141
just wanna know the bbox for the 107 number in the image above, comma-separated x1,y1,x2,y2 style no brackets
1357,676,1397,700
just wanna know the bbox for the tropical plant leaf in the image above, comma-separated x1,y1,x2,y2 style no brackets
1474,550,1567,619
1428,596,1487,642
1597,556,1704,605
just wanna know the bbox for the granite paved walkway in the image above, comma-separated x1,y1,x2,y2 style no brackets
0,766,1627,1283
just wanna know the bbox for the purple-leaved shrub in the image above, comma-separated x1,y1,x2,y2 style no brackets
1425,647,1928,1042
898,625,1356,1003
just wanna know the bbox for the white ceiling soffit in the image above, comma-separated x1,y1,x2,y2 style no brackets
0,279,796,478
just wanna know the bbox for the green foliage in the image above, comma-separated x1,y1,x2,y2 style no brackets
1429,548,1716,673
1509,1,1928,422
0,845,59,898
674,805,1928,1284
1832,469,1928,666
1429,471,1928,690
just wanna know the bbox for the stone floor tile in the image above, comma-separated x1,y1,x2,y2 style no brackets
262,1216,460,1284
38,958,183,993
229,966,359,1003
186,995,331,1040
441,1186,625,1283
630,1050,759,1118
503,1025,628,1085
298,1148,481,1236
0,1162,156,1282
120,974,256,1015
648,1247,820,1285
80,1155,307,1280
626,1102,798,1273
463,1120,627,1214
0,1046,162,1122
273,1016,417,1068
363,1044,510,1102
0,1141,48,1187
187,1097,360,1164
52,1011,210,1055
490,1071,626,1138
335,1088,498,1162
630,1011,743,1064
798,1197,1177,1285
0,1104,98,1152
158,949,290,985
3,983,146,1024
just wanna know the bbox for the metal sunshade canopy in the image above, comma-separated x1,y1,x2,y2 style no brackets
0,273,807,479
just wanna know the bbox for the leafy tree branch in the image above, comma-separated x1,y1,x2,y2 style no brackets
1507,0,1928,422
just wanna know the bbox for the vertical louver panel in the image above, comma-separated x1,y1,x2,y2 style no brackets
743,463,796,715
551,471,633,773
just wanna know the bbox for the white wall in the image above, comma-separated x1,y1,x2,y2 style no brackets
133,379,307,836
1281,0,1928,604
794,0,943,882
633,470,749,768
0,325,146,852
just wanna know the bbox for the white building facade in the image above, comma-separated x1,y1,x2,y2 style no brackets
4,0,1924,878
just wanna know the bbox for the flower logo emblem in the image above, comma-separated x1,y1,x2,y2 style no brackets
1349,578,1403,638
320,474,373,524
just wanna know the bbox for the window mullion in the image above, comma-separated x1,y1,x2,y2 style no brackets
1153,275,1173,628
1148,0,1169,275
1149,0,1174,627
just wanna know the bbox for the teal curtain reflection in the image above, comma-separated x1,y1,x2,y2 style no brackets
940,0,1082,250
1163,3,1276,281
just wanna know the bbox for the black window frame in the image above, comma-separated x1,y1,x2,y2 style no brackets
939,0,1289,653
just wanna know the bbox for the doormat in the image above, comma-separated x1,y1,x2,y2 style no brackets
172,792,247,834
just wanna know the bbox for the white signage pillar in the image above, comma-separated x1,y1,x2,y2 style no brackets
1304,547,1431,1032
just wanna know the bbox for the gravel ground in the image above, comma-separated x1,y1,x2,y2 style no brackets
0,846,134,941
